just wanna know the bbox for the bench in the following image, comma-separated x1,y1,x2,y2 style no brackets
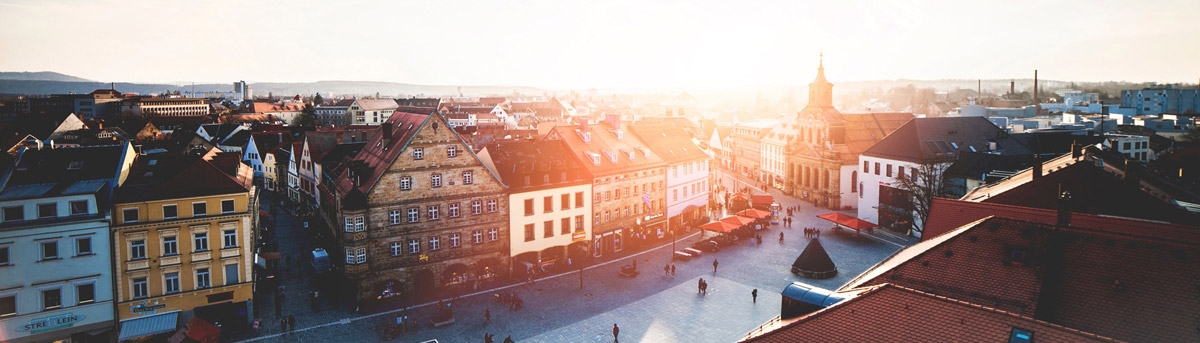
683,248,704,256
674,251,694,260
431,317,455,328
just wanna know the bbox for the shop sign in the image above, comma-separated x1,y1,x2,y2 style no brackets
572,231,587,242
17,313,86,334
131,301,167,314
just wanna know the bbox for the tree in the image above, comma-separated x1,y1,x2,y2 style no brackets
891,154,954,233
313,93,324,105
293,104,316,126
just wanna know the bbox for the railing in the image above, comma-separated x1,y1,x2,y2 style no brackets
742,315,782,341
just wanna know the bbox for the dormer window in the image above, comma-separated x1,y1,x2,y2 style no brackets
586,152,601,165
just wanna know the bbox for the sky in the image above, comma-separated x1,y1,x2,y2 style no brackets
1,0,1198,89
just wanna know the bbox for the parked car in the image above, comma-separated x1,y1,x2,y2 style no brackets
691,240,720,252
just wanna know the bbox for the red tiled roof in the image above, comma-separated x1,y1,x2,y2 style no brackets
548,122,667,177
334,110,431,195
841,214,1200,343
355,99,399,111
835,112,912,164
743,284,1118,343
924,198,1200,243
628,125,707,164
246,102,304,114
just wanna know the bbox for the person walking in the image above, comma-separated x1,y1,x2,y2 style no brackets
670,263,676,277
503,335,514,343
484,308,492,324
752,288,758,303
287,314,295,333
279,317,287,333
613,323,620,342
712,259,719,273
779,232,784,243
698,278,704,294
664,263,670,276
484,333,494,343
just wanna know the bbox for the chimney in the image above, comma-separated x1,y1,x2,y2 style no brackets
1057,191,1072,227
381,124,392,147
1010,81,1015,95
1124,159,1139,184
110,82,115,91
1034,70,1040,114
1031,156,1043,179
1070,141,1082,159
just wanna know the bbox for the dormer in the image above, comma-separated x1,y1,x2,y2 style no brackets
575,129,591,143
603,150,617,163
625,149,636,160
585,152,602,165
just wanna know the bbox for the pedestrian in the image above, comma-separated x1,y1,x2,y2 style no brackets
484,308,492,324
279,317,287,333
485,333,494,343
702,280,708,295
752,288,758,303
287,314,295,333
613,323,620,342
779,232,784,243
503,335,515,343
698,278,704,294
670,263,676,277
309,291,317,311
664,263,670,276
713,259,719,273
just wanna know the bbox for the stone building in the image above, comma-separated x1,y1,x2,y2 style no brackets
548,115,668,258
330,109,509,305
787,56,912,209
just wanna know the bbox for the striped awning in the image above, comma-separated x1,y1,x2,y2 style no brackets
118,311,179,341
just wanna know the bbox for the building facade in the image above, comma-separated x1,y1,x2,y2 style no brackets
631,125,710,231
110,156,255,336
1120,86,1200,115
332,110,509,305
348,99,400,126
0,144,135,343
121,97,211,117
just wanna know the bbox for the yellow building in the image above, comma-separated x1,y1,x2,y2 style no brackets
110,154,255,338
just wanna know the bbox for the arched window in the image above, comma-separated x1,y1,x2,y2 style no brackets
851,171,858,193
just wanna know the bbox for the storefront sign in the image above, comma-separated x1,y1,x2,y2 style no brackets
131,301,167,314
572,231,587,242
17,313,85,334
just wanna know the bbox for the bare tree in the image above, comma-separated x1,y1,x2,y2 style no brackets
891,153,954,233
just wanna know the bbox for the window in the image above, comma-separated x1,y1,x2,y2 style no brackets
75,237,92,256
408,208,419,223
431,173,442,187
41,241,58,260
37,203,56,218
524,224,535,242
3,206,23,222
575,192,584,207
449,203,460,218
472,201,482,215
122,208,138,223
575,215,584,232
400,176,412,190
132,278,148,298
874,162,880,175
1123,142,1131,150
0,246,8,266
428,205,440,220
225,264,239,285
898,167,905,180
544,196,553,213
544,220,554,238
462,171,473,184
594,213,600,225
1009,327,1034,343
130,240,146,260
604,191,610,201
194,232,209,251
450,233,461,248
69,200,88,216
524,199,534,216
487,199,497,213
391,242,403,256
413,147,424,160
429,236,441,250
447,146,458,158
165,272,180,293
223,229,237,248
886,164,893,178
163,236,178,255
408,239,420,254
221,199,235,213
76,283,95,304
472,230,483,244
488,228,498,241
192,202,207,216
562,218,571,235
42,288,61,310
0,294,14,317
354,216,364,231
390,210,401,225
163,204,177,219
196,268,211,288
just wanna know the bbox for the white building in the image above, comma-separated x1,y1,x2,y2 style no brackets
633,126,712,229
349,99,399,126
1105,134,1152,162
0,143,135,343
760,125,795,189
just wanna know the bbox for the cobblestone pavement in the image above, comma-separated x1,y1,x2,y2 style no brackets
232,171,915,342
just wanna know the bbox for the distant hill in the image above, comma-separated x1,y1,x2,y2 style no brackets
0,77,543,97
0,71,93,82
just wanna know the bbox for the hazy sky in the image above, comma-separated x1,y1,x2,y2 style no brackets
1,0,1198,88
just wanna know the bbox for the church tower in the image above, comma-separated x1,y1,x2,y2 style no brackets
807,53,834,108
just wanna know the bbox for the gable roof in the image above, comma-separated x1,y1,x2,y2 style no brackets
1,144,126,201
246,102,304,114
628,125,707,164
333,111,430,195
484,140,590,192
114,155,249,203
863,117,1031,161
354,99,399,111
743,283,1117,343
924,198,1200,243
548,122,667,177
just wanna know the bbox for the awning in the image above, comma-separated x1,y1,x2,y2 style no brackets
736,209,774,219
118,311,179,342
720,215,755,227
816,213,878,231
752,195,774,207
699,220,739,233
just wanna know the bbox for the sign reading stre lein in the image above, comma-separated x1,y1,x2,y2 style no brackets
17,313,86,334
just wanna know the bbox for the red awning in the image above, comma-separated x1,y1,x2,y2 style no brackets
752,195,775,207
736,209,774,219
720,215,756,227
699,220,739,233
816,213,878,231
185,317,220,343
